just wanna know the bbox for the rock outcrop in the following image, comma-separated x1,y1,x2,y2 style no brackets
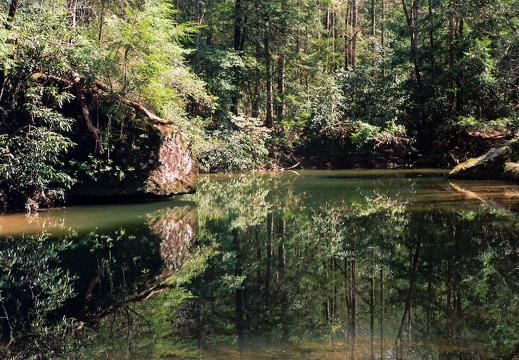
142,125,198,197
69,122,198,202
448,146,512,180
503,162,519,181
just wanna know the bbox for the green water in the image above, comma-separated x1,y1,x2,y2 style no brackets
1,170,518,359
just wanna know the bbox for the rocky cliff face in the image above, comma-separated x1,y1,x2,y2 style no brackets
69,122,198,203
143,125,198,197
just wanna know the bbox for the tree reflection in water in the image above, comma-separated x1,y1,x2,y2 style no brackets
189,172,519,360
0,170,518,359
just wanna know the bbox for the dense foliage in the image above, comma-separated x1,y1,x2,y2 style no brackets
174,0,518,167
0,0,518,210
0,0,207,211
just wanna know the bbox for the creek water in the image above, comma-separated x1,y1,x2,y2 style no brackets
1,170,518,359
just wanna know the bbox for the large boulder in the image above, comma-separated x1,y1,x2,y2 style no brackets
69,123,198,202
142,125,198,197
448,146,512,180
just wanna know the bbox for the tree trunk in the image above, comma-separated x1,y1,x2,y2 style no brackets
428,0,435,71
401,0,423,93
344,3,351,68
275,0,287,120
252,76,261,118
352,0,358,68
6,0,18,29
0,0,18,102
372,0,376,36
448,0,455,115
194,0,203,48
381,0,386,76
72,72,104,154
231,0,244,116
276,55,286,121
69,0,77,29
264,37,274,128
98,0,105,43
455,15,464,114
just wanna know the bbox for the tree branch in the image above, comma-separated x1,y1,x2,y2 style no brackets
71,72,105,154
94,81,174,125
40,72,174,139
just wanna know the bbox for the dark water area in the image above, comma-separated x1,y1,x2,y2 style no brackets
1,170,518,359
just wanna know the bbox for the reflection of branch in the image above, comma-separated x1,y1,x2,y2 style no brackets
396,240,421,345
91,281,176,322
81,258,106,318
450,182,506,211
449,182,485,202
333,258,371,306
1,302,14,347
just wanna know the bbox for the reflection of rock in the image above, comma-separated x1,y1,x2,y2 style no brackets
448,146,511,180
147,205,198,271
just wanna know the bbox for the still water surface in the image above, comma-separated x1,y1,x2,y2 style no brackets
1,169,518,359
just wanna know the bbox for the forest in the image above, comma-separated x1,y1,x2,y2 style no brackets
0,1,518,357
0,0,518,211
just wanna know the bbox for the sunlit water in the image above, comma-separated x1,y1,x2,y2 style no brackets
1,170,518,359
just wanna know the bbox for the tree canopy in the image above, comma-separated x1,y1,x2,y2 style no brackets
0,0,518,210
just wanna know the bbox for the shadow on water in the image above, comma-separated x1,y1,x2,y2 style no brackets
0,170,518,359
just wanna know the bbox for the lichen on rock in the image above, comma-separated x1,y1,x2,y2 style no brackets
448,146,512,180
143,125,198,197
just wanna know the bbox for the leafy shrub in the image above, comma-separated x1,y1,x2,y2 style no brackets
441,116,516,136
196,119,270,173
0,86,76,212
